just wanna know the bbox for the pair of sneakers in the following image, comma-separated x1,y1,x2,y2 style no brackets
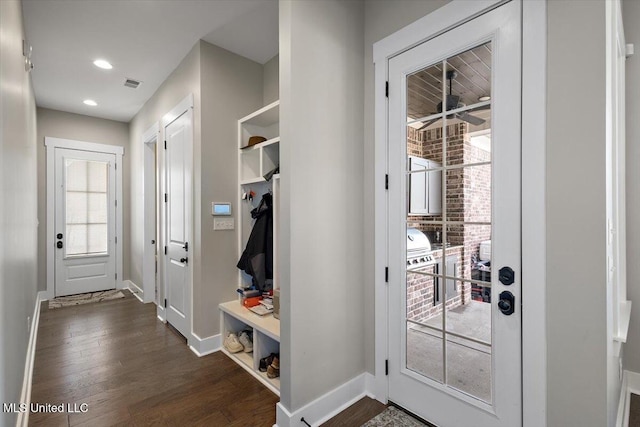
224,330,253,353
259,353,280,378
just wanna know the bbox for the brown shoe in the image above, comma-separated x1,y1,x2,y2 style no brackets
267,356,280,378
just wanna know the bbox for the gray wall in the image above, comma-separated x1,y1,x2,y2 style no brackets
622,0,640,375
279,0,364,414
263,54,279,105
129,40,264,339
546,1,608,426
36,108,130,292
129,42,201,290
362,0,450,375
0,0,39,425
197,40,263,337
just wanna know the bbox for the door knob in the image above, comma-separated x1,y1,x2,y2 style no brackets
498,291,515,315
56,233,63,240
180,257,188,264
56,241,63,249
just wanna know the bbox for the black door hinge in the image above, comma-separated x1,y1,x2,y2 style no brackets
385,174,389,190
385,81,389,98
385,359,389,375
385,267,389,283
164,299,167,308
164,246,167,255
164,140,167,150
164,193,168,203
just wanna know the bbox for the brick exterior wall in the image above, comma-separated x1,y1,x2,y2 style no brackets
406,122,492,322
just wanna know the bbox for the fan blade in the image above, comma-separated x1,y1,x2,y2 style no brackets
445,95,460,112
418,118,440,130
457,112,485,126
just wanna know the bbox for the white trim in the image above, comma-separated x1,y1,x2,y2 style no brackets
372,0,547,424
44,137,124,155
521,1,547,425
157,305,167,323
617,370,640,427
373,0,504,63
162,94,194,128
125,279,144,303
16,291,44,427
45,137,124,299
142,122,160,304
188,333,221,357
275,373,370,427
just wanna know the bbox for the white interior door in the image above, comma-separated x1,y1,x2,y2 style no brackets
54,148,116,296
388,2,521,426
164,109,192,338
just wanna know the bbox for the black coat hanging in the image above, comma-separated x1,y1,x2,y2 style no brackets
237,193,273,292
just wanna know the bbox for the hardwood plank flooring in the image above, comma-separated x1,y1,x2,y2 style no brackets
321,397,387,427
29,291,278,427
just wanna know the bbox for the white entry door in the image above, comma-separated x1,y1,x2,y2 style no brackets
164,108,192,338
54,148,116,296
388,2,521,426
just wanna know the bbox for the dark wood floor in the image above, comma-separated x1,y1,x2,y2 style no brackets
631,394,640,427
321,397,386,427
29,291,278,426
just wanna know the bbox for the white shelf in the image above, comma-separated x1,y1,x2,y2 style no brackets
239,100,279,127
220,300,280,395
220,300,279,341
240,136,280,151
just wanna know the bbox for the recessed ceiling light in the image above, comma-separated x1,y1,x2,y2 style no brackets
93,59,113,70
83,99,97,106
478,95,491,102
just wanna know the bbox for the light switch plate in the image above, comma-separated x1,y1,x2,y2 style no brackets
213,217,234,231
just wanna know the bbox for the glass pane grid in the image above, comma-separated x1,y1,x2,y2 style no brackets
64,159,109,256
405,41,493,404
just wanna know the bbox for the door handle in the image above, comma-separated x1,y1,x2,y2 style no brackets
180,257,188,264
498,291,515,315
56,241,63,249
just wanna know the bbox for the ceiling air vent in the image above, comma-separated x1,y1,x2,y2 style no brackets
124,78,141,89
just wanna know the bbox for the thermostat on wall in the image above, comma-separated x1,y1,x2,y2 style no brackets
212,202,232,216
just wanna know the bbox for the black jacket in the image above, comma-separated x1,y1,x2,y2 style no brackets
237,193,273,292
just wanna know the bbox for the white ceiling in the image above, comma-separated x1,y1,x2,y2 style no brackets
22,0,279,123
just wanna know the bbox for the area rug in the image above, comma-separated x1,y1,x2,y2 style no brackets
362,406,429,427
48,290,125,309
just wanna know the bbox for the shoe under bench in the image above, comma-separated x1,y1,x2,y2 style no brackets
219,300,280,395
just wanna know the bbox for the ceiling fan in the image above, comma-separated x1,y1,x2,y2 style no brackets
419,70,487,130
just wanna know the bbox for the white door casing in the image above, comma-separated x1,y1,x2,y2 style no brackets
45,138,124,299
143,122,160,304
163,99,193,339
387,1,521,426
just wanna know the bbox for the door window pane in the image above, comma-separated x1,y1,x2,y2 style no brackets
65,159,109,256
404,41,492,402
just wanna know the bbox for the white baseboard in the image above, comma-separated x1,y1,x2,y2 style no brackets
189,333,221,357
124,279,144,302
617,370,640,427
16,291,44,427
276,373,372,427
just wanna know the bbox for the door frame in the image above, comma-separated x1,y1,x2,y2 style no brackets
160,94,194,335
45,137,124,299
142,122,160,304
372,1,547,425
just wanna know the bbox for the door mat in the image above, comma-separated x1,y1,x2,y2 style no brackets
49,290,125,309
362,406,429,427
